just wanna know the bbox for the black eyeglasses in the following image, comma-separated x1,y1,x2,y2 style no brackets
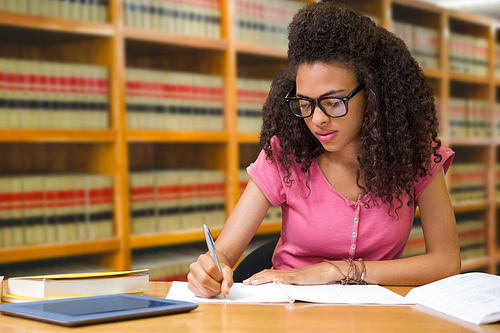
284,83,365,118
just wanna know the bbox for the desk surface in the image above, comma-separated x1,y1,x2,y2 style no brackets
0,282,499,332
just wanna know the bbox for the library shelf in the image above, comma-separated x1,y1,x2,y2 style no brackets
0,129,117,143
449,73,491,85
422,68,443,79
126,130,230,143
237,133,260,144
448,8,498,27
448,137,493,146
452,202,490,214
130,228,222,249
124,28,228,51
461,256,493,272
255,221,282,236
0,11,114,37
129,222,281,251
235,41,287,59
392,0,443,13
0,238,121,265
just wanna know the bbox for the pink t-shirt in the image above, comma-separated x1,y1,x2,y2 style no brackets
247,137,454,269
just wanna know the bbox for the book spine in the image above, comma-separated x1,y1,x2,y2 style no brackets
456,216,486,261
22,176,46,245
156,171,182,232
87,175,114,240
9,177,25,246
5,59,21,128
55,175,79,243
74,175,88,240
44,176,59,243
237,77,270,133
129,171,156,235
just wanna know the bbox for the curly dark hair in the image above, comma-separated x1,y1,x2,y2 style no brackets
259,1,442,214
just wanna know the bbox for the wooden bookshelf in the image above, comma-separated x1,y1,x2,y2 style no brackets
0,0,499,277
0,129,117,142
0,238,121,265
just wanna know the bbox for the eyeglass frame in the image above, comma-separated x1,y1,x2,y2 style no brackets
284,82,365,118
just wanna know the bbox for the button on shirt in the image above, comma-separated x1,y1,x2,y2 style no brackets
247,137,455,270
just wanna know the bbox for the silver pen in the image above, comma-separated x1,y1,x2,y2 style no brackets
202,224,227,298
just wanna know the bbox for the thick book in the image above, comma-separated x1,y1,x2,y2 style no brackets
6,269,149,299
405,272,500,325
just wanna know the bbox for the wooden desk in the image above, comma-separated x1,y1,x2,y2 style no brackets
0,282,499,332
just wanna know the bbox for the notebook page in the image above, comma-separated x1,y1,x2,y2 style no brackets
166,281,290,303
283,284,413,305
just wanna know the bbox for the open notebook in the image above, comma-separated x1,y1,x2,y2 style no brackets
166,282,412,305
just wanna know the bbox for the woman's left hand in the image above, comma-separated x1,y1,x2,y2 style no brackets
243,261,344,286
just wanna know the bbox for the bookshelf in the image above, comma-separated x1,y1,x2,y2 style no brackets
0,0,499,279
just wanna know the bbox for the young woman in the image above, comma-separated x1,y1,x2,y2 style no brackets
188,1,460,298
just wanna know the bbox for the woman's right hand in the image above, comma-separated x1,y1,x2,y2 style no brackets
187,252,234,298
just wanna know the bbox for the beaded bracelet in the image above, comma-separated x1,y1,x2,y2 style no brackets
323,258,366,285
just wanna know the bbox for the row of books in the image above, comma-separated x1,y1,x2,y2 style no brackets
456,218,487,262
239,169,281,222
450,33,489,77
123,0,220,39
133,246,201,281
234,0,303,48
0,0,108,23
0,174,114,248
449,97,491,139
0,58,109,129
130,169,225,235
393,21,439,70
237,78,270,133
126,68,223,131
448,163,487,205
402,216,486,262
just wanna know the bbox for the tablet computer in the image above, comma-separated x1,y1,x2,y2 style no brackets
0,294,198,327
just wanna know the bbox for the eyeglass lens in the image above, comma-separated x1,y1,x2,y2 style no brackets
289,98,346,117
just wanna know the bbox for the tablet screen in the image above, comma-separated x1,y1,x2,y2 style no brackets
0,294,198,326
22,296,169,316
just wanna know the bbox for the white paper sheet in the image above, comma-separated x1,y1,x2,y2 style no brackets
405,273,500,325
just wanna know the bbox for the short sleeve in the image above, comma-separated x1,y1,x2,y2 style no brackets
414,141,454,200
246,138,287,207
